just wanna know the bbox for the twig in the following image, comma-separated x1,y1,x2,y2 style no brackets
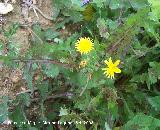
30,4,53,20
31,92,73,102
79,74,91,96
16,88,38,96
8,92,74,108
12,59,74,68
33,7,39,20
107,25,135,53
16,89,32,95
27,28,43,44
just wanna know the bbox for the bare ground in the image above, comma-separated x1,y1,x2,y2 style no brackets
0,0,55,129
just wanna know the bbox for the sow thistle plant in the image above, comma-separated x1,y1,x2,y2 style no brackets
2,0,160,130
75,37,121,79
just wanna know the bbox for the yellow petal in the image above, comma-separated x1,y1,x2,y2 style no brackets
106,57,113,67
111,75,114,79
104,60,109,65
114,60,120,66
114,67,121,73
102,68,107,71
109,57,112,63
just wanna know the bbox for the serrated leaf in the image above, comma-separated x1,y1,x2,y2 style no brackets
148,0,160,21
122,113,160,130
109,0,122,9
37,82,49,100
59,107,68,116
83,4,95,21
130,0,149,9
106,19,118,30
92,0,107,8
29,127,38,130
23,67,33,91
97,18,110,39
44,29,59,40
18,93,31,107
43,64,59,78
32,24,44,43
74,92,91,110
10,106,26,127
0,96,8,123
105,122,111,130
0,56,12,66
148,96,160,111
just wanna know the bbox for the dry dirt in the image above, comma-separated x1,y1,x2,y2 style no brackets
0,0,55,129
0,0,54,99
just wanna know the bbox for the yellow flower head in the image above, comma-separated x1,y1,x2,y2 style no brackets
102,57,121,79
79,60,87,68
75,37,94,54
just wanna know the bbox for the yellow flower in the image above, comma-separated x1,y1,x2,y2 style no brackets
75,37,94,54
102,57,121,79
79,60,87,68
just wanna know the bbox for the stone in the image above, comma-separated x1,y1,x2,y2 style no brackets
0,2,13,14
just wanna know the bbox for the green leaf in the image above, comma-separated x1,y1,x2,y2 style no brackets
0,56,12,66
17,93,31,107
108,99,118,118
51,2,60,20
10,106,27,128
29,43,57,56
32,24,44,43
23,67,33,91
148,96,160,111
59,107,68,116
109,0,122,9
71,0,82,8
122,113,160,130
148,0,160,21
4,23,19,37
97,18,110,39
37,82,49,100
68,11,83,23
106,19,118,30
46,125,53,130
44,28,59,40
74,92,91,110
105,122,111,130
42,64,59,78
29,127,38,130
130,0,149,9
83,4,95,21
93,0,107,8
0,96,8,123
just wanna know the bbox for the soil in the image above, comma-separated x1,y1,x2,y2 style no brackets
0,0,56,129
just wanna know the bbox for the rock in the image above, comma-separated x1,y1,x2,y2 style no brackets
0,2,13,14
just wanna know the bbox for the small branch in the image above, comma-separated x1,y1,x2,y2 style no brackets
8,92,74,109
31,92,74,102
107,25,135,53
27,28,43,44
16,88,38,96
12,59,74,68
31,4,54,20
16,90,32,95
79,74,91,96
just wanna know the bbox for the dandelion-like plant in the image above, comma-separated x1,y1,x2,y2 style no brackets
102,57,121,79
75,37,94,54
